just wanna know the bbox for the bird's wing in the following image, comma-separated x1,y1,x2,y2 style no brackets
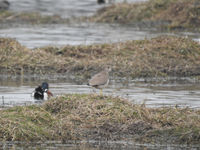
89,71,108,86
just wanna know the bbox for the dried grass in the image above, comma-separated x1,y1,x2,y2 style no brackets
0,11,70,24
0,94,199,144
0,38,66,75
43,35,200,78
0,36,200,78
90,0,200,30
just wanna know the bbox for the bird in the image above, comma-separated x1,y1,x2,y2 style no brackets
0,0,10,11
97,0,105,4
87,66,111,94
32,82,53,100
97,0,114,4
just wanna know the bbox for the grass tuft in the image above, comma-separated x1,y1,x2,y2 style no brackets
89,0,200,30
0,11,70,24
0,36,200,78
0,94,199,144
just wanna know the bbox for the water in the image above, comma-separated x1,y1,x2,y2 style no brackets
0,0,199,48
0,23,199,49
2,77,200,150
0,23,168,48
1,140,199,150
8,0,147,18
9,0,103,18
0,0,198,108
0,78,200,108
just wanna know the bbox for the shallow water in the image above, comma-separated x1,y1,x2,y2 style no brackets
0,0,199,48
1,140,200,150
0,23,168,48
8,0,147,18
0,78,200,108
0,23,200,49
9,0,103,18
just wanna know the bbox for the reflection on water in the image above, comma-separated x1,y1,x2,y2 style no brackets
0,78,200,108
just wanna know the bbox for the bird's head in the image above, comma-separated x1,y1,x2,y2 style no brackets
41,82,49,91
104,66,111,72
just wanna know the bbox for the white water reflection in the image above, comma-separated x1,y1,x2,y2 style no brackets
0,79,200,108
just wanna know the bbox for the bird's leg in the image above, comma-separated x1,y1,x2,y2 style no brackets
92,87,96,93
91,87,98,96
99,89,103,96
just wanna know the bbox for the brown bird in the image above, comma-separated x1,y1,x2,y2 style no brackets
88,66,111,94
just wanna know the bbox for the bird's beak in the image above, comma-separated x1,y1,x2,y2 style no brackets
47,90,53,97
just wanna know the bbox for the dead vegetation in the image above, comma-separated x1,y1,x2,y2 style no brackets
0,94,199,144
0,38,66,75
0,0,199,30
90,0,200,30
0,11,70,24
0,36,200,79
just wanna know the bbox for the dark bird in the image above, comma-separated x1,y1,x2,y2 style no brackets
0,0,10,11
97,0,105,4
97,0,114,4
32,82,53,100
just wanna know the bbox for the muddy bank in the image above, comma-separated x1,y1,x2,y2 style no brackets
89,0,200,30
0,36,200,79
0,94,199,144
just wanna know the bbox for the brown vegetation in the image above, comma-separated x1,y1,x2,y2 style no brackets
90,0,200,30
0,38,66,75
0,94,199,144
0,11,70,24
0,36,200,79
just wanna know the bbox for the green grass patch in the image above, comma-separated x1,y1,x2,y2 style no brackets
0,94,199,144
